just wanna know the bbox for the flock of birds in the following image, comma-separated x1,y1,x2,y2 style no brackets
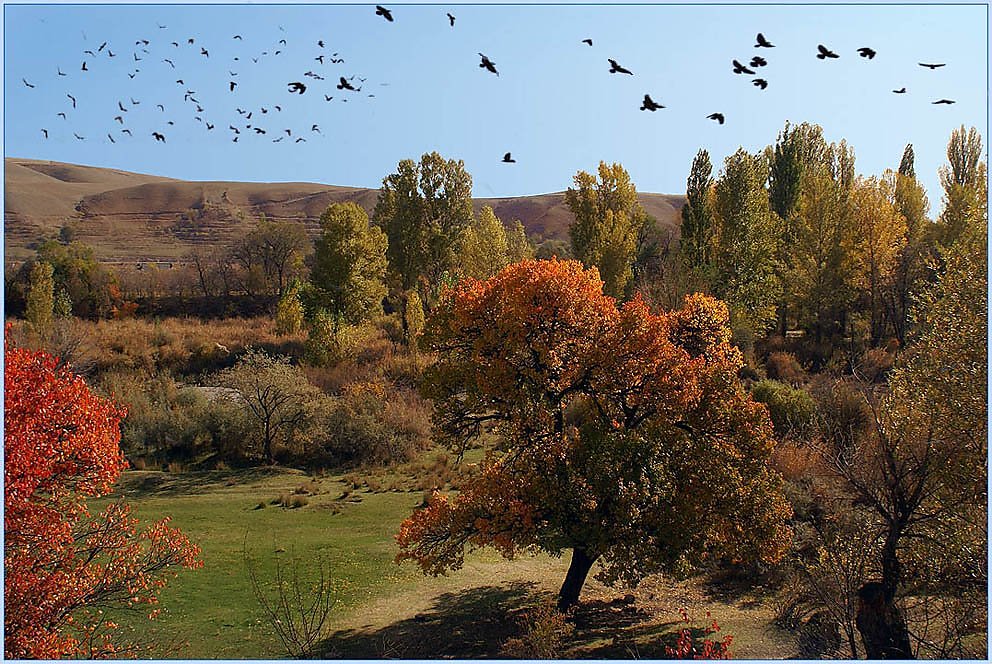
20,8,959,162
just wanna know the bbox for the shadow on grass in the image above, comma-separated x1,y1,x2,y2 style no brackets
318,582,542,658
114,467,293,498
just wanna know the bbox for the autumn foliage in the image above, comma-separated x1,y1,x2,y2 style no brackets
397,259,791,608
4,327,202,658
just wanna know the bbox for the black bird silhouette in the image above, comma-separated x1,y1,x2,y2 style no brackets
73,132,84,140
582,38,593,46
57,67,66,76
447,13,455,27
857,47,876,59
295,137,306,143
67,93,76,108
318,40,325,47
324,94,334,101
253,127,266,134
84,50,96,57
167,121,174,125
237,108,246,114
171,41,179,47
128,72,136,79
755,33,774,48
57,112,66,119
750,56,767,67
206,123,214,130
41,128,48,138
707,112,725,124
246,112,252,119
330,57,344,63
188,38,194,44
284,129,292,136
640,94,664,111
130,97,140,105
22,78,35,88
375,5,394,21
932,98,956,104
81,61,88,71
752,78,768,89
892,87,907,94
201,48,209,57
817,44,840,59
230,71,238,76
260,107,268,113
133,53,142,61
479,53,499,76
196,104,204,112
107,133,115,144
230,81,237,91
919,62,945,69
152,131,165,142
137,39,149,46
732,59,755,75
114,115,123,123
316,55,324,64
163,58,175,68
502,152,516,163
122,128,132,136
336,77,356,91
274,105,281,111
156,104,164,111
107,50,115,57
233,34,242,40
229,125,240,133
233,136,239,143
279,39,287,45
311,124,320,133
98,41,107,52
157,23,166,29
273,136,284,143
608,58,633,75
118,101,127,111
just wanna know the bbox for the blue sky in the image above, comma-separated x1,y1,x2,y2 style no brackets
3,3,987,207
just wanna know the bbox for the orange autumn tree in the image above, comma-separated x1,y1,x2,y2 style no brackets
4,329,202,659
396,259,792,609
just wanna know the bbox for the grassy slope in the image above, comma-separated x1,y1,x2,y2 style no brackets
101,467,798,659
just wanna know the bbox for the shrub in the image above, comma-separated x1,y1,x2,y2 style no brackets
751,379,816,438
765,351,806,386
500,600,574,658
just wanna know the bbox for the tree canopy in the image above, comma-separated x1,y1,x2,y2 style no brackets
397,259,792,609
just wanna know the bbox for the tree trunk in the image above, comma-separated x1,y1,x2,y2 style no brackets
855,582,913,659
557,548,597,611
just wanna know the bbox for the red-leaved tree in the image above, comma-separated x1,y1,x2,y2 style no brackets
397,259,792,609
4,327,202,658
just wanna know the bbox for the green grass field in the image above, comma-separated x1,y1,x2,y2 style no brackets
98,467,799,659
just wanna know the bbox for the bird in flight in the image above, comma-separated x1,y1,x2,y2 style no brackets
122,128,132,136
447,13,455,27
732,59,755,75
134,53,142,61
206,123,215,130
118,101,127,111
57,112,66,119
755,33,774,48
707,112,725,124
502,152,516,163
582,38,593,46
81,61,88,71
201,47,209,57
295,137,306,143
857,47,876,59
163,58,175,68
312,124,321,133
67,93,76,108
932,98,956,104
919,62,945,69
107,50,115,57
73,132,85,140
156,104,164,111
479,53,499,76
233,34,242,40
316,55,325,64
640,94,664,111
130,96,140,105
84,50,96,57
608,58,633,75
114,115,123,123
376,5,394,22
324,94,334,101
137,39,149,46
318,40,325,47
152,131,166,142
107,133,115,144
817,44,840,59
749,56,767,68
41,129,48,138
98,41,107,52
253,127,266,134
288,80,306,93
22,78,35,88
229,81,238,92
279,38,287,45
57,67,66,76
892,87,907,94
752,78,768,89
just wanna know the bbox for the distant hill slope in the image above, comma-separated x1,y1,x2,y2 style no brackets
4,158,684,263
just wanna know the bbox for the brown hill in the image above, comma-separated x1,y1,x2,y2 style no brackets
4,158,684,264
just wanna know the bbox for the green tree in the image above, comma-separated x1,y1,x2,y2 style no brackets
403,289,426,348
712,149,782,333
275,281,305,336
679,149,715,275
938,126,986,246
373,152,474,298
231,219,309,297
33,240,117,319
565,161,648,299
25,261,55,338
458,206,509,279
888,144,932,344
309,202,388,337
505,220,535,264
